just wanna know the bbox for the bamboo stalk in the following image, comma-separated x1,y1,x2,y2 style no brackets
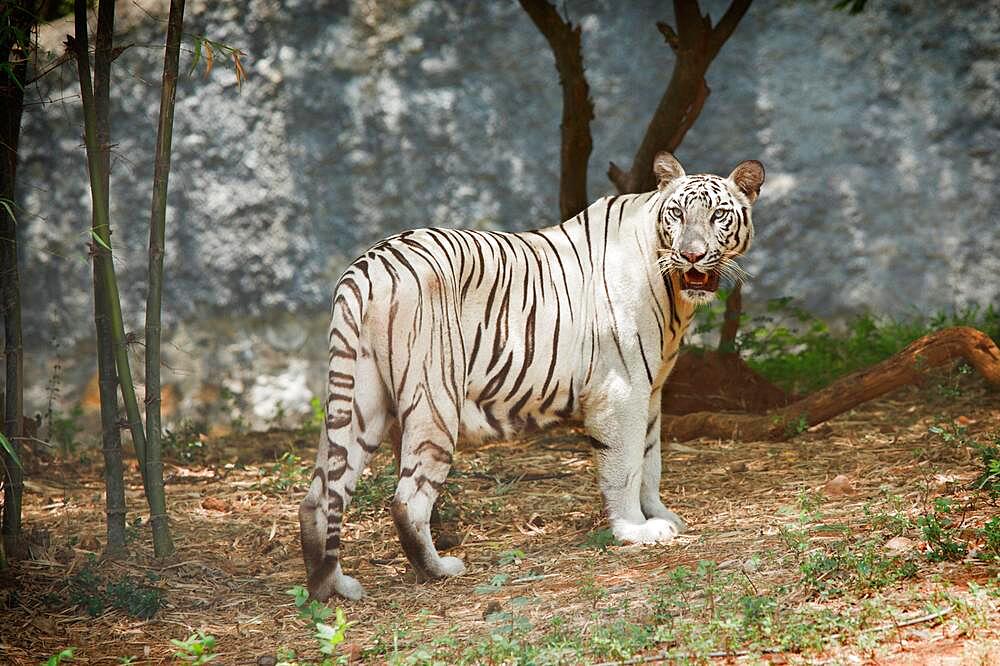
143,0,186,558
72,0,150,496
0,0,35,564
88,0,128,557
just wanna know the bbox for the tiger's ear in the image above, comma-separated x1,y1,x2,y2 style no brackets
728,160,765,203
653,152,685,190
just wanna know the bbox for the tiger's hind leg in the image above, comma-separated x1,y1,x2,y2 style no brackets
300,354,390,601
390,408,464,580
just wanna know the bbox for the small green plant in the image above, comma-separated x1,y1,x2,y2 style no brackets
286,585,332,625
162,419,208,463
274,646,299,666
48,405,84,457
68,556,164,619
40,648,75,666
784,413,810,437
799,542,917,598
918,497,968,562
474,573,510,595
352,463,398,513
582,528,619,551
579,575,608,609
307,396,325,432
315,607,353,662
266,451,311,492
979,516,1000,561
171,631,217,664
971,433,1000,500
496,549,525,566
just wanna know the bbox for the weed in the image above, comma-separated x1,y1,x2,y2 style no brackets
496,548,525,566
352,463,397,513
579,575,608,609
286,585,332,625
582,528,619,551
162,419,209,463
917,497,968,562
68,556,163,619
171,631,217,664
315,607,353,662
263,451,311,493
307,396,325,432
799,542,917,598
48,406,84,457
40,648,75,666
474,573,510,595
979,517,1000,561
971,432,1000,500
863,492,913,536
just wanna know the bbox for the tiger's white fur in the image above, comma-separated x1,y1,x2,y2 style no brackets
299,153,764,600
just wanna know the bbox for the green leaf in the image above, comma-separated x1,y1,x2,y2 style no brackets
189,37,203,77
90,230,112,252
0,432,22,470
0,197,16,223
0,62,24,91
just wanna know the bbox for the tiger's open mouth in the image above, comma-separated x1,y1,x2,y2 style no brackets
681,268,720,292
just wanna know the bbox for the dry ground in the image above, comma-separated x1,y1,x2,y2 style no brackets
1,373,999,664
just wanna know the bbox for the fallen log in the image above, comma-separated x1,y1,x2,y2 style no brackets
661,326,1000,442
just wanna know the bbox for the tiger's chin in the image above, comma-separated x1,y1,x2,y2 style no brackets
679,268,720,305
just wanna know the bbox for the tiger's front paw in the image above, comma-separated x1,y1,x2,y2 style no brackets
612,517,678,545
641,502,689,534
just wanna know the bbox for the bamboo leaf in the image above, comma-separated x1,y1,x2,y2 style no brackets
203,40,213,78
232,49,246,90
188,36,202,77
91,229,112,252
0,432,22,470
0,62,24,91
0,197,16,223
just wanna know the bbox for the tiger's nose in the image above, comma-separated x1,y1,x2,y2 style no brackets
681,251,705,265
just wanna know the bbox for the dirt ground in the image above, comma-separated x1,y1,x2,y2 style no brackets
1,372,999,664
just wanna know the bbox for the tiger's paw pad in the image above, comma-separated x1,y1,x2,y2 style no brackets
613,518,678,545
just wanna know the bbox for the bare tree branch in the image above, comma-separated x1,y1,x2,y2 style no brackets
708,0,753,59
612,0,754,194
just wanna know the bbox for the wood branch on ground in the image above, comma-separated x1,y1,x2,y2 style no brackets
661,326,1000,442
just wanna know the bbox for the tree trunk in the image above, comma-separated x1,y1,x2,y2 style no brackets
0,0,39,564
143,0,185,558
718,285,742,355
87,0,128,557
661,327,1000,442
518,0,594,220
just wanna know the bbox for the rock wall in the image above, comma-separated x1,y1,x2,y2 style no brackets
13,0,999,426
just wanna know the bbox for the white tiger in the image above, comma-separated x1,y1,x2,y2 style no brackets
300,152,765,600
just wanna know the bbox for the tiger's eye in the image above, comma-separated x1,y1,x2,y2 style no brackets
669,206,684,219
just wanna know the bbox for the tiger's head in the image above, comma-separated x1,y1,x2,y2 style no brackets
653,152,765,305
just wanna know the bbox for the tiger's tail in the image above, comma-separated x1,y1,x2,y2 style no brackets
299,268,381,601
